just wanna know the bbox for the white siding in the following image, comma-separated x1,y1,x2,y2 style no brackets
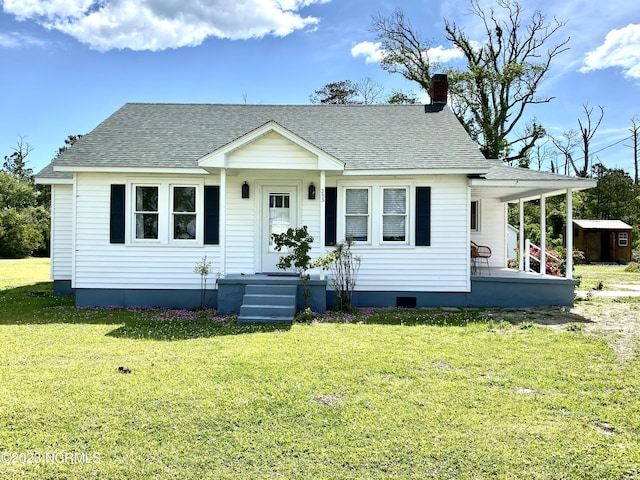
325,175,471,292
471,198,506,268
223,172,322,274
73,173,221,289
71,170,477,294
227,131,317,170
51,184,74,280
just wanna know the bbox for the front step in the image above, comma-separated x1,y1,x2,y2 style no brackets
237,284,297,324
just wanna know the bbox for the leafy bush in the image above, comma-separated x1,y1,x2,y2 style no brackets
0,206,49,258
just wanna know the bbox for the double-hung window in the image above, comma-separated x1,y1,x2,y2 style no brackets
135,186,159,240
172,186,197,240
619,232,629,247
345,188,370,242
382,188,407,242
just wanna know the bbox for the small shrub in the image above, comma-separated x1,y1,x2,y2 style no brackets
272,226,314,307
624,262,640,273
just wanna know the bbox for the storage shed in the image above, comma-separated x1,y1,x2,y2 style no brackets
573,220,633,263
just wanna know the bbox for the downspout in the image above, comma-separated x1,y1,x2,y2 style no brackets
565,188,573,279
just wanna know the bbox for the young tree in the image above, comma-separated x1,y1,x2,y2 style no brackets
372,0,569,161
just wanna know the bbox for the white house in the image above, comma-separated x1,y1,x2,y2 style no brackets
36,77,596,318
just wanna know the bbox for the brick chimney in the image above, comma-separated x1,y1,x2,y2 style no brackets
429,74,448,104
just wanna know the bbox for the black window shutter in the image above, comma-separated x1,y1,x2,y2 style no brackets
204,186,220,245
110,184,126,244
325,187,337,246
415,186,431,246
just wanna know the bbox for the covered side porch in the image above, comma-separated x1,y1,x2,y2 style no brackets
468,163,597,307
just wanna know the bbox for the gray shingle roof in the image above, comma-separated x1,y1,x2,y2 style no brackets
483,162,596,183
37,103,494,176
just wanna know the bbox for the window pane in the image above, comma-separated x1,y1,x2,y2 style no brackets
346,189,368,214
136,186,158,212
470,201,478,231
136,213,158,239
383,216,406,241
174,214,196,239
174,187,195,212
346,216,368,242
383,188,406,214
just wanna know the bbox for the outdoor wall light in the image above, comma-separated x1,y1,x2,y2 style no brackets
241,181,250,199
308,182,316,200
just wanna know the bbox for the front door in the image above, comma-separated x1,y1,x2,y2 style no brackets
261,186,297,273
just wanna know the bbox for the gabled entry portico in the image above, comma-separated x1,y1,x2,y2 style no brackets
197,120,344,278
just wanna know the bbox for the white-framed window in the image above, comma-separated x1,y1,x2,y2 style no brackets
619,232,629,247
345,187,370,242
470,200,480,232
382,187,407,243
128,180,203,245
338,182,414,246
172,186,197,241
134,185,159,240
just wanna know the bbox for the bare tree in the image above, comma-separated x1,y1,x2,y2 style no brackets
628,117,639,185
372,0,570,161
551,130,580,176
2,135,34,183
577,104,605,177
356,77,385,104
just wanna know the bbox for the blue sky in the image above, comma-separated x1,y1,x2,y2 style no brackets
1,0,639,176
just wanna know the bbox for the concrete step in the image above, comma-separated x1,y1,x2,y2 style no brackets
237,315,295,324
242,293,296,306
237,283,298,324
239,304,296,318
244,284,297,296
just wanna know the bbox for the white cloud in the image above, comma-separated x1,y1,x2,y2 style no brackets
427,45,464,63
581,24,640,79
0,32,47,48
0,0,327,51
350,41,383,63
351,41,463,65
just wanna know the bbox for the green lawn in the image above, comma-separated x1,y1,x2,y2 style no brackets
1,259,639,479
574,263,640,291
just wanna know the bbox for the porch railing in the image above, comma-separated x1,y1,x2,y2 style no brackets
524,239,564,276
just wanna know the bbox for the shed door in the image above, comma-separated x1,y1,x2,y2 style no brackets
261,187,297,272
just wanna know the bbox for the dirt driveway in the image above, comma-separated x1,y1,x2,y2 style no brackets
484,289,640,362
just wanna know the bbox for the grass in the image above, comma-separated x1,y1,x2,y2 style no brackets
574,263,640,291
1,259,639,479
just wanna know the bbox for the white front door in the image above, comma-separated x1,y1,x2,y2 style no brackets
261,186,297,272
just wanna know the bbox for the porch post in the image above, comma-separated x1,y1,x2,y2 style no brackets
319,170,326,280
540,194,546,275
220,168,227,275
518,198,525,271
565,188,573,279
